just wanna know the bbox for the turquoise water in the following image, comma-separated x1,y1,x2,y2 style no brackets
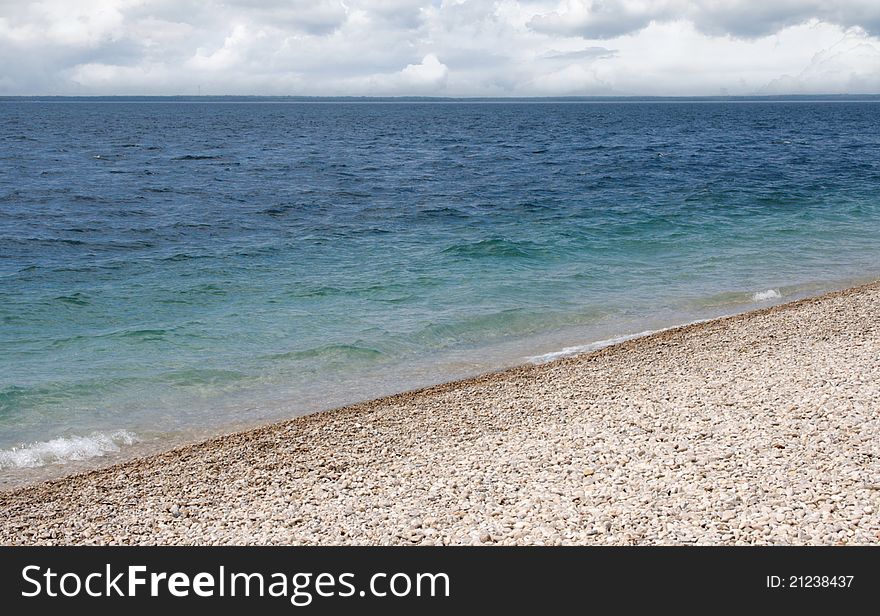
1,100,879,483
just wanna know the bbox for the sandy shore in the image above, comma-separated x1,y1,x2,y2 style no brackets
2,282,879,545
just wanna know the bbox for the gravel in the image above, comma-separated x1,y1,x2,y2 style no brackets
2,282,879,545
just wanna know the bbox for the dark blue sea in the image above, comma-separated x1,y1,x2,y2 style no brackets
1,99,879,483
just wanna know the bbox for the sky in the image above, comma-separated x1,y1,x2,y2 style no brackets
1,0,879,96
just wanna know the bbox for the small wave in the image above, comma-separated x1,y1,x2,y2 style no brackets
33,237,88,246
161,252,210,262
527,319,713,364
415,207,470,220
442,238,539,259
263,205,294,216
752,289,782,302
527,330,661,363
0,430,138,470
173,154,222,161
416,308,575,347
267,344,383,363
161,368,246,386
282,284,343,299
54,292,91,306
121,328,169,340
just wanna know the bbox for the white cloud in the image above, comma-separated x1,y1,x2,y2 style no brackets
587,19,874,96
759,34,880,94
0,1,878,95
398,53,449,90
529,0,671,39
529,1,880,39
336,52,449,94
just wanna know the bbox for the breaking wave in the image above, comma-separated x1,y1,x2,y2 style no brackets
0,431,138,470
753,289,782,302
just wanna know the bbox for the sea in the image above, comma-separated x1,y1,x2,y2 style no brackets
1,97,879,485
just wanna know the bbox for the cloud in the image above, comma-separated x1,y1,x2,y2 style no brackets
529,1,671,39
354,0,429,29
528,60,615,94
220,0,349,35
398,53,449,89
0,1,879,95
528,1,880,40
348,53,449,94
759,34,880,94
691,1,880,38
539,46,617,60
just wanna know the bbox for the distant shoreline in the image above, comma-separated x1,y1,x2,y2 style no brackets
2,280,878,545
3,94,880,103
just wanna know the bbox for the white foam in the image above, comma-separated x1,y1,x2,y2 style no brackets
526,318,714,364
526,330,660,363
0,430,138,470
752,289,782,302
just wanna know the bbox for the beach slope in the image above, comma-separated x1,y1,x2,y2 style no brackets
2,283,879,545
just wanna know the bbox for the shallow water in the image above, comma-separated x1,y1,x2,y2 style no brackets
1,99,879,484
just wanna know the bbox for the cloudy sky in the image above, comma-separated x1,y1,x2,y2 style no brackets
1,0,879,96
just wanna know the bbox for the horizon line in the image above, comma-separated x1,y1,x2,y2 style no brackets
3,93,880,103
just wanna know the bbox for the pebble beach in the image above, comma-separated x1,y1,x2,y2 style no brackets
2,282,879,545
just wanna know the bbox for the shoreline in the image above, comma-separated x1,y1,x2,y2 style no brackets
0,287,808,488
2,280,879,544
1,276,868,488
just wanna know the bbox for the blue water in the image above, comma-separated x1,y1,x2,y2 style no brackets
1,100,879,482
